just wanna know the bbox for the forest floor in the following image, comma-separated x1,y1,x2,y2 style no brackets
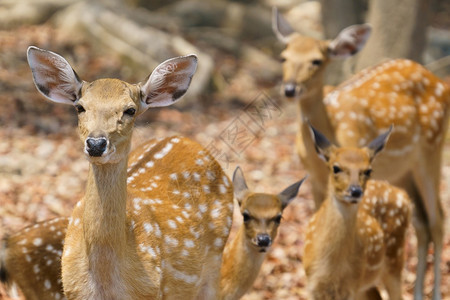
0,25,449,299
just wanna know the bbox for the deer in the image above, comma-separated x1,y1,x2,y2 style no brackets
303,125,411,299
25,46,234,299
273,7,450,299
219,167,306,300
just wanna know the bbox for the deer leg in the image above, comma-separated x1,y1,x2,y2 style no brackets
411,151,444,300
394,172,429,300
382,270,403,300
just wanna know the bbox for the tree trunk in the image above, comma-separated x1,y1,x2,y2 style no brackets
356,0,430,71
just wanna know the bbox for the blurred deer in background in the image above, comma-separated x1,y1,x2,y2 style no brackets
22,46,234,299
220,167,305,300
304,125,411,299
273,7,449,299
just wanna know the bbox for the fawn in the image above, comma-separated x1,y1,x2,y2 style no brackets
23,46,234,299
219,167,306,300
273,8,449,299
303,125,411,299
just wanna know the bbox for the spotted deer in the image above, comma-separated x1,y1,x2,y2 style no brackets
219,167,305,300
303,125,411,299
273,8,449,299
25,46,234,300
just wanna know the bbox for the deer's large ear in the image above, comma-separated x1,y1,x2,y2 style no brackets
27,46,83,105
232,166,250,206
272,7,296,44
328,24,371,58
140,55,197,110
367,126,393,161
278,176,307,210
309,123,334,162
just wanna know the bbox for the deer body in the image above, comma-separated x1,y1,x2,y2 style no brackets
1,218,68,300
304,126,411,299
219,167,305,300
273,8,449,298
25,46,233,299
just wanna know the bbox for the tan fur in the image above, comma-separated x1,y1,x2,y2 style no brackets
303,143,411,300
275,11,449,297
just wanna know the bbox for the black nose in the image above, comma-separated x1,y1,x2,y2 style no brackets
86,137,107,157
284,84,296,97
256,234,271,247
349,185,363,198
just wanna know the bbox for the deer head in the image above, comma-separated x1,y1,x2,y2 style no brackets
27,46,197,165
232,167,305,252
272,7,371,98
310,124,392,205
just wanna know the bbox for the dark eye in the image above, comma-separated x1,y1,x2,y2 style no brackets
333,165,342,174
279,57,286,63
124,108,136,116
312,59,322,66
75,105,85,114
363,169,372,177
274,215,282,224
242,212,251,223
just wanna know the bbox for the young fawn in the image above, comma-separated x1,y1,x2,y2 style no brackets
273,8,449,298
303,125,411,299
219,167,306,300
24,46,234,299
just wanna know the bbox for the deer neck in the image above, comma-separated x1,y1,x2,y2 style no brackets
318,194,359,260
222,226,266,297
297,78,334,142
83,159,129,256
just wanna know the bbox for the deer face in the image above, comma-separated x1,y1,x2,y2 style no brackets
279,36,328,98
232,167,305,253
327,148,372,204
75,80,140,164
240,193,284,252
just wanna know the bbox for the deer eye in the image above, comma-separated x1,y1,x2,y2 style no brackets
312,59,322,66
124,108,136,116
242,212,251,223
363,169,372,177
274,215,282,224
279,57,286,63
333,165,342,174
75,104,85,114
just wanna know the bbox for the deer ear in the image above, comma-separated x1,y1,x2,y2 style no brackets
27,46,83,105
328,24,371,58
367,126,393,161
140,55,197,110
278,176,307,210
232,166,249,206
272,7,296,44
309,122,334,162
